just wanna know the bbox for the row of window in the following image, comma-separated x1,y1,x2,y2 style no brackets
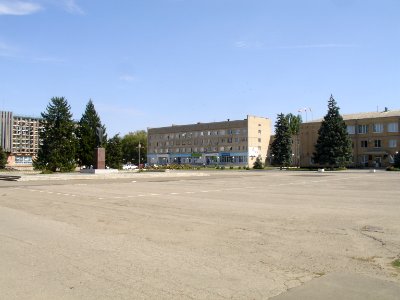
150,137,249,147
360,139,397,148
152,145,250,154
347,122,398,134
15,156,33,164
149,128,248,140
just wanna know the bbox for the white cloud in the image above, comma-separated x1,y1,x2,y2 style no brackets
119,75,136,82
0,40,19,57
63,0,84,15
234,40,263,49
276,44,358,49
234,40,358,50
0,0,42,15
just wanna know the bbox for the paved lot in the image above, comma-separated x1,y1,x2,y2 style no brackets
0,170,399,299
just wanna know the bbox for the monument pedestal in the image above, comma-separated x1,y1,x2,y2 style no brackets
94,147,106,169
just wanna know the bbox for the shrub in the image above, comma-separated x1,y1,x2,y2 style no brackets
253,157,264,169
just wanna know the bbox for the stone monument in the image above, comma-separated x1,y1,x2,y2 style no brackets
94,126,105,169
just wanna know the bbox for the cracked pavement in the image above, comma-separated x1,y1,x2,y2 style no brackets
0,170,399,299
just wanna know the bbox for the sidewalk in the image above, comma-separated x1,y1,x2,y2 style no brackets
270,273,400,300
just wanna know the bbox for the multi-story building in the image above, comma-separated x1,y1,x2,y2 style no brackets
299,110,400,167
0,111,42,169
147,115,271,166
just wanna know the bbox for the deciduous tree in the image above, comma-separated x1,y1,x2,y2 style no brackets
121,130,147,165
106,134,123,169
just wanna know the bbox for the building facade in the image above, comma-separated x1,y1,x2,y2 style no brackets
0,111,42,169
299,110,400,168
147,115,271,166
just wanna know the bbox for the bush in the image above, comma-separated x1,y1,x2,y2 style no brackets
386,166,400,171
253,157,264,169
229,166,234,169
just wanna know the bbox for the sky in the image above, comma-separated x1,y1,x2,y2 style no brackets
1,0,399,136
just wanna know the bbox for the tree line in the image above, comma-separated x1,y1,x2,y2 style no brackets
32,97,147,172
270,95,354,169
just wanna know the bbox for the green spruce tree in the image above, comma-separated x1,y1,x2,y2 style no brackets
106,134,123,169
313,95,352,168
76,100,106,167
33,97,77,172
394,152,400,168
270,113,292,169
253,156,264,169
0,147,8,169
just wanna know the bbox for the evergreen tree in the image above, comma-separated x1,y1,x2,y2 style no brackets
394,152,400,168
121,130,147,164
270,113,292,168
253,156,264,169
33,97,76,172
0,147,8,169
106,134,123,169
313,95,352,168
76,100,106,167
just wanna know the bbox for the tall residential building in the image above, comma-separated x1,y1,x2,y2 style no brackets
0,111,42,168
0,111,13,152
147,115,271,166
299,110,400,167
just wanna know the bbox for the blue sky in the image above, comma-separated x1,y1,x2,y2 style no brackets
1,0,399,136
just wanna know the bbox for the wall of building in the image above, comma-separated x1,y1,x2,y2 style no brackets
0,111,13,152
147,115,271,166
299,111,400,168
0,111,42,169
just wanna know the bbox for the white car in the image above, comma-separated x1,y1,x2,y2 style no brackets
122,164,138,170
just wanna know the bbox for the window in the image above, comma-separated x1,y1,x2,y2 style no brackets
227,138,232,143
373,123,383,133
388,122,399,133
346,125,355,134
258,129,262,134
360,155,368,164
361,141,368,148
258,138,262,143
388,139,397,148
358,125,368,134
374,140,381,148
15,156,32,164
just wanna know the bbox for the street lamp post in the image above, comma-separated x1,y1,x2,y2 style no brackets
138,142,141,170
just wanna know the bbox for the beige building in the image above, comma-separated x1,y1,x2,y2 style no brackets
0,111,42,169
147,115,271,166
299,110,400,168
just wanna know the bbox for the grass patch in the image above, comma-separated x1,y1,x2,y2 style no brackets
392,259,400,268
386,166,400,171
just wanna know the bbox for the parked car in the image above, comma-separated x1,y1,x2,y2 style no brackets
122,164,138,170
